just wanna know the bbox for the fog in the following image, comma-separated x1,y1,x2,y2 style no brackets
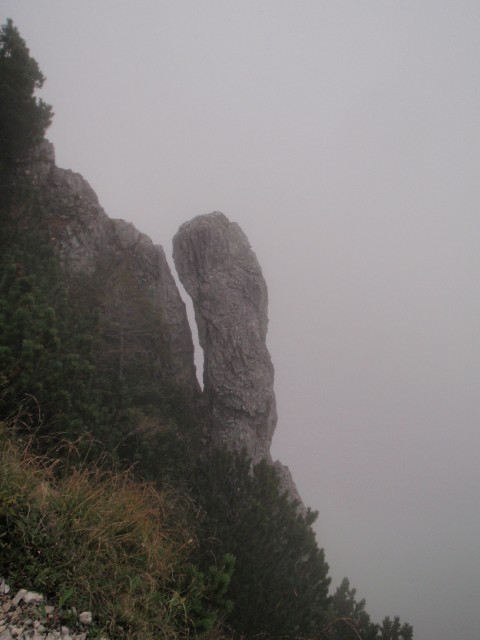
2,2,480,638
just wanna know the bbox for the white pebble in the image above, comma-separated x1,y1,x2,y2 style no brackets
0,580,10,595
11,590,27,607
23,592,44,605
78,612,92,625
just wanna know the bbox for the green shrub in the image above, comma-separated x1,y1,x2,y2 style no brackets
188,448,332,639
0,423,230,639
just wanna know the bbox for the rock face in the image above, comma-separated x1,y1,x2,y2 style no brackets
22,140,199,402
17,143,303,506
173,212,277,463
273,461,306,515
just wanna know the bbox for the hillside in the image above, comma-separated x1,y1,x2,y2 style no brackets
0,19,413,640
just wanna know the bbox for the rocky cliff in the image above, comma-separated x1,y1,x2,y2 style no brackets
18,141,302,506
173,212,277,464
20,140,199,403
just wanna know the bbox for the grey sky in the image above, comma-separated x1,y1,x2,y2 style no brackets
2,2,480,638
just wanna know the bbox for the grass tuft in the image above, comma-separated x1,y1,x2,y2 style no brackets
0,420,224,639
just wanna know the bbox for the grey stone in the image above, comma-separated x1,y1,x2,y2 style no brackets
77,612,91,625
273,461,307,516
18,140,200,406
11,592,26,608
18,141,307,511
22,593,43,605
173,212,277,463
0,581,10,596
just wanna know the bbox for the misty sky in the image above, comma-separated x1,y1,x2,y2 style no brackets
2,2,480,639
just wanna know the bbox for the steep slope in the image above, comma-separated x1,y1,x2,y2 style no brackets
13,140,304,505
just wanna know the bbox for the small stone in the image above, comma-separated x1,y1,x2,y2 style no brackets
78,612,91,625
44,606,54,616
9,628,22,638
0,580,10,595
1,603,10,614
6,611,18,623
0,629,13,640
11,590,27,607
23,592,43,605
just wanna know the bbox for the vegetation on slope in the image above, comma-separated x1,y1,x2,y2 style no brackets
0,19,413,640
0,421,234,639
188,449,331,638
0,18,52,175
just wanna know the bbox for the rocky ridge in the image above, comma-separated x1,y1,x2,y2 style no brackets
21,140,199,403
20,141,304,508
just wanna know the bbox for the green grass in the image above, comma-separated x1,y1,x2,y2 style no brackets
0,421,227,639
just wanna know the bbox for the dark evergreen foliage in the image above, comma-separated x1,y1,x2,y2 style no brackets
0,204,100,439
325,578,414,640
0,19,53,171
0,197,197,480
379,616,414,640
327,577,379,640
188,448,332,638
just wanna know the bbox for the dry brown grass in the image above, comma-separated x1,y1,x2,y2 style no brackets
0,422,211,639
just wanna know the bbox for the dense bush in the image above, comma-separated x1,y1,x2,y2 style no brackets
0,423,232,639
188,449,332,638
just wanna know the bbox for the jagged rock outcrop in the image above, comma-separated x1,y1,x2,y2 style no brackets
173,212,277,463
16,143,304,507
21,140,199,401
